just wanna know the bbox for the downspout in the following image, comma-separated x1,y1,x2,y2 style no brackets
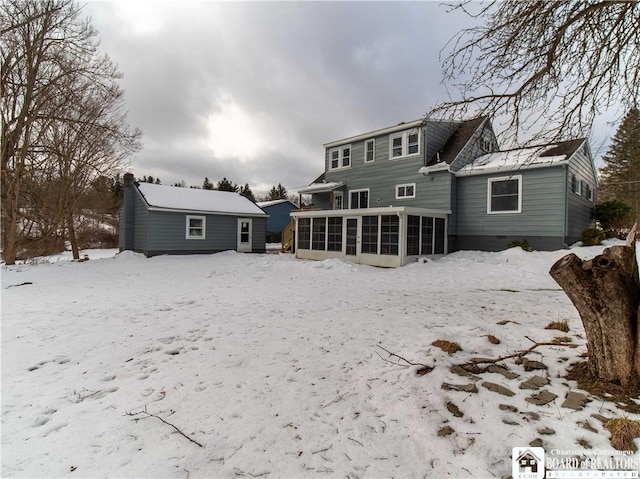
397,211,404,265
562,164,568,247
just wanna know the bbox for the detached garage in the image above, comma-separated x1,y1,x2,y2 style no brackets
119,173,267,257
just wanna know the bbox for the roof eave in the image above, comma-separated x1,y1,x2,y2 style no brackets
323,119,424,148
454,159,570,177
147,206,268,217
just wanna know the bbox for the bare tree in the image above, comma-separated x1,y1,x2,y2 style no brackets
436,1,640,389
431,1,640,145
1,0,140,263
45,72,140,259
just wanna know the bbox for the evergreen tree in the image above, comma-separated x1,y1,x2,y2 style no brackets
267,183,288,201
216,177,238,192
239,183,256,203
138,175,160,184
203,177,214,190
599,108,640,212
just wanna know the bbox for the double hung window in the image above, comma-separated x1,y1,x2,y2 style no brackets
389,129,420,159
365,139,375,163
186,216,205,239
396,183,416,199
488,176,522,214
329,145,352,170
349,189,369,209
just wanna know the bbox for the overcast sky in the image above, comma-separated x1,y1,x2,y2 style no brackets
83,1,617,197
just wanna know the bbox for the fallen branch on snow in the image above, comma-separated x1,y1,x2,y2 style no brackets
463,336,578,366
124,405,204,448
375,345,433,374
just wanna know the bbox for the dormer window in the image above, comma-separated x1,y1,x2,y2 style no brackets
329,144,352,170
482,137,495,152
389,129,421,159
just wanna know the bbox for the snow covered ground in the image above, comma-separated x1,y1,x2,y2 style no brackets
2,242,639,478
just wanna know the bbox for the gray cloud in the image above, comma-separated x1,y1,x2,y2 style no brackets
85,1,612,196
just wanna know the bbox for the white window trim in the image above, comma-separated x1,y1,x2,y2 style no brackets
349,188,370,209
333,191,343,210
481,137,495,153
186,215,206,239
487,175,522,214
388,129,421,160
571,174,582,195
395,183,416,199
328,144,352,170
364,138,375,163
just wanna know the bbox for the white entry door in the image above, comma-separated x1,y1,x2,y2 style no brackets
237,218,252,252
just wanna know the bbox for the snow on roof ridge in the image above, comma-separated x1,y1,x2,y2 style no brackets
137,182,266,216
256,199,295,207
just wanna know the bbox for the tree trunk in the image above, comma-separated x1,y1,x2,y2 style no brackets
549,224,640,389
66,212,80,260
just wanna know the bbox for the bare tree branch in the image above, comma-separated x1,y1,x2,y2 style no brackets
430,0,640,146
125,406,204,448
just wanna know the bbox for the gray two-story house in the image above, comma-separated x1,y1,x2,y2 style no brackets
291,117,597,267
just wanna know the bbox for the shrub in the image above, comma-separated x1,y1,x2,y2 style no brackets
595,200,636,239
605,417,640,452
581,227,606,246
545,320,569,332
507,239,532,251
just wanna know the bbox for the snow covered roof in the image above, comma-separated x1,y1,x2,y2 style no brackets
256,199,297,208
455,140,585,176
137,183,267,216
296,182,345,194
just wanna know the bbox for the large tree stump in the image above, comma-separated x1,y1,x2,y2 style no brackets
549,224,640,389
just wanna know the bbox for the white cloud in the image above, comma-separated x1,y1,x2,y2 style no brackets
204,94,266,161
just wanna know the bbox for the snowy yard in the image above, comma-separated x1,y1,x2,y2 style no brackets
2,244,639,478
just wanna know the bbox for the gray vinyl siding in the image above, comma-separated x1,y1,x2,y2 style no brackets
251,218,267,252
144,212,267,255
119,182,143,251
425,120,461,162
146,212,235,253
449,175,458,249
118,204,126,248
322,124,453,211
450,122,498,171
133,192,148,253
310,193,332,210
456,167,566,240
566,144,597,242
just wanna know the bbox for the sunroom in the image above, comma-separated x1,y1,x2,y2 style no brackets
290,206,450,268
